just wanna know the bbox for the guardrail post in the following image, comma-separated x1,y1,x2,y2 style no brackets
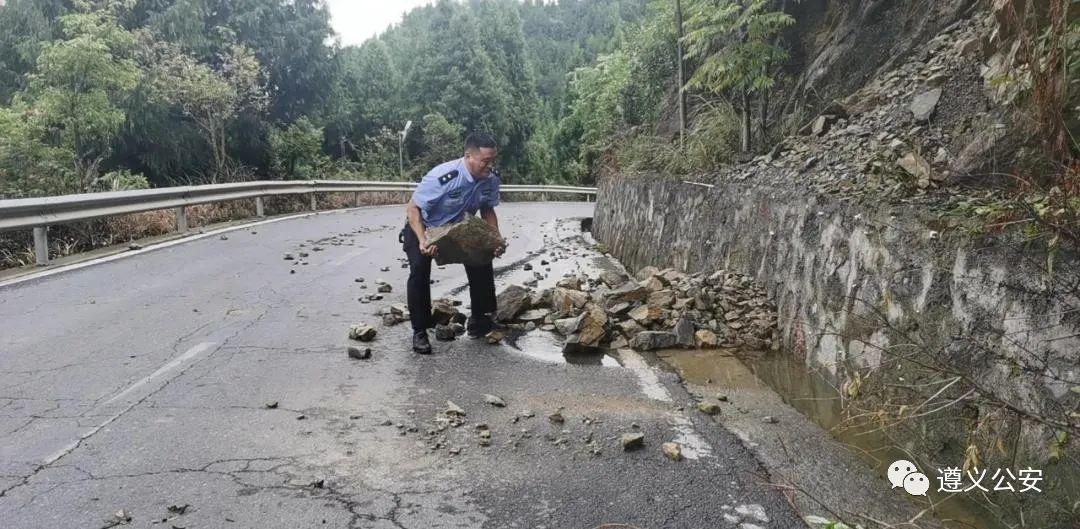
33,226,48,266
353,192,360,208
310,193,318,212
175,206,188,232
255,196,265,217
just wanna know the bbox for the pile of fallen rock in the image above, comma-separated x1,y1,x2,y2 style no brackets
495,266,778,353
352,263,778,354
718,13,999,207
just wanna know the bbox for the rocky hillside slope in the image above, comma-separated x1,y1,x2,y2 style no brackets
595,1,1078,527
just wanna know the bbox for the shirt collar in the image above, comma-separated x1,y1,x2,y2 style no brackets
458,157,475,183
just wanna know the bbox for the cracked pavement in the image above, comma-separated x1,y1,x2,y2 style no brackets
0,202,805,529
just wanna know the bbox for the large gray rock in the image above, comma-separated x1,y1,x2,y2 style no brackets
910,88,941,122
427,216,503,266
641,276,667,292
634,266,660,281
552,288,588,313
496,285,531,322
647,289,677,309
629,331,677,351
600,270,628,288
562,332,595,355
348,324,377,342
628,305,663,325
556,276,583,290
517,308,552,323
674,317,696,347
432,299,458,325
554,315,584,336
578,303,608,347
617,319,645,338
811,115,836,136
604,281,649,305
898,151,934,188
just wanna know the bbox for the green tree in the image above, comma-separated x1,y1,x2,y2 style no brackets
683,0,793,152
327,40,401,159
0,0,69,101
0,104,75,197
11,3,142,194
560,49,633,183
140,0,338,122
269,116,328,180
148,41,267,182
411,112,464,176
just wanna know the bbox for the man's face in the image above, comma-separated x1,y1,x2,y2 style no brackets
464,147,498,178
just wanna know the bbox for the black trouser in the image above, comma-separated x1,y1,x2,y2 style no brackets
401,223,497,332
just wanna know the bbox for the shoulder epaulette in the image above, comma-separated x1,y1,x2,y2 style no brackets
438,170,459,185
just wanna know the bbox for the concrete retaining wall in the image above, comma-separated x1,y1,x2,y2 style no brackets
594,176,1079,521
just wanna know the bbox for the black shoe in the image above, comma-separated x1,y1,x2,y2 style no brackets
467,315,505,338
412,330,432,354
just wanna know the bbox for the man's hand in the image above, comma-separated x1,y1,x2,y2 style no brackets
493,236,507,258
420,238,438,257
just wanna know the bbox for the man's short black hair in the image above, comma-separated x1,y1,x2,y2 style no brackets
465,132,497,151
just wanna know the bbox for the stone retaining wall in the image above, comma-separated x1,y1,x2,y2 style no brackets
594,176,1079,525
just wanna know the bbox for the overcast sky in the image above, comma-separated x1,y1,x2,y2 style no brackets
324,0,438,47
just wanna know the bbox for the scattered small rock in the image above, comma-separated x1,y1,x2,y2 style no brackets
662,442,684,461
735,504,770,523
110,509,132,525
265,401,279,409
347,346,372,360
697,401,723,415
434,324,456,341
484,394,506,407
445,401,466,417
621,432,645,451
348,324,377,342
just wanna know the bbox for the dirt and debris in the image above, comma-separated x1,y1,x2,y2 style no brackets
485,266,777,354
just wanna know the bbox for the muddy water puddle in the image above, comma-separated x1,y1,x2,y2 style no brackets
656,347,1010,529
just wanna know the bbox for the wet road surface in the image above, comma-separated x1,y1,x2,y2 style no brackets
0,202,805,529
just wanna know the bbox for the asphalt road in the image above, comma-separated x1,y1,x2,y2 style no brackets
0,202,805,529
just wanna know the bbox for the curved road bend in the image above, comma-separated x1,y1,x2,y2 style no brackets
0,202,804,529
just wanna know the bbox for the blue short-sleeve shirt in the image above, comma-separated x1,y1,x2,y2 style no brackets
411,158,501,228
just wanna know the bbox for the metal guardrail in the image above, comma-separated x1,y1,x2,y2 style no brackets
0,179,597,266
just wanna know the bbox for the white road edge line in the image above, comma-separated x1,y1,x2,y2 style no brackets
42,341,218,466
616,348,714,459
104,341,217,406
